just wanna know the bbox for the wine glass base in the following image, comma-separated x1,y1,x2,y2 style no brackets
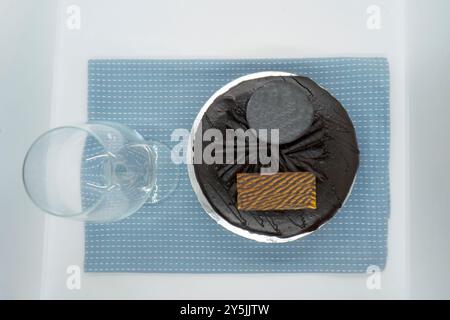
146,140,180,204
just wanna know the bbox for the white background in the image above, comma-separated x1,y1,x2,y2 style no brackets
0,0,449,299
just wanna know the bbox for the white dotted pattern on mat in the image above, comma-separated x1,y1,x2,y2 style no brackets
84,58,390,273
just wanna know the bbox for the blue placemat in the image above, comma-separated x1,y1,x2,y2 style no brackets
85,58,390,273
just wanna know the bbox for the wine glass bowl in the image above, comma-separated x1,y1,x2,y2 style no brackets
23,122,178,222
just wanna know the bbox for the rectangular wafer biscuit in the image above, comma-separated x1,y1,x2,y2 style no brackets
236,172,316,211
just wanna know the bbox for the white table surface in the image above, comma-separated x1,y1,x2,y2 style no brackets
40,0,408,299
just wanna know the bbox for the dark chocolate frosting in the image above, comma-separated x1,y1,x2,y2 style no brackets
193,75,359,239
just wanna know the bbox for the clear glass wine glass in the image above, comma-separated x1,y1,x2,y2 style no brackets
22,121,179,222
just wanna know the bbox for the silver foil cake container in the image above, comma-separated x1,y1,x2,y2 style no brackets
187,72,356,243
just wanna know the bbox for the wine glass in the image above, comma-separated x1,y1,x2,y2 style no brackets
22,121,179,222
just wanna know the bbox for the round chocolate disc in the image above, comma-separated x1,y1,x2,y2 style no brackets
246,80,314,144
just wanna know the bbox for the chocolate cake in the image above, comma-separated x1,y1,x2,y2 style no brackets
193,75,359,240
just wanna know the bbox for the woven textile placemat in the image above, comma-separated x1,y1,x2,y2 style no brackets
85,58,390,273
